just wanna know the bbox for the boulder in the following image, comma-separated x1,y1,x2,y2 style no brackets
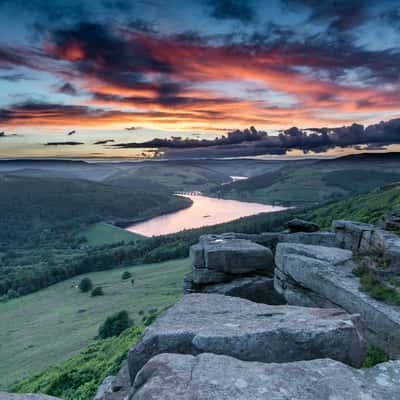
275,242,400,357
196,276,286,305
286,218,320,233
202,238,273,275
0,394,61,400
332,220,375,253
381,207,400,231
94,376,114,400
127,294,365,381
130,354,400,400
93,361,131,400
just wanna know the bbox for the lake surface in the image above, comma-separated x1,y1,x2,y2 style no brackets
126,195,287,237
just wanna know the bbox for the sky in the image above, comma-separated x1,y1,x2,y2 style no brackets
0,0,400,158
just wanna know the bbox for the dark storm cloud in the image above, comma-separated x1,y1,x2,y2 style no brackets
0,47,31,69
381,7,400,31
0,73,31,81
206,0,255,23
282,0,369,32
45,141,84,146
0,101,116,125
112,126,267,149
111,118,400,156
93,139,115,145
58,82,78,95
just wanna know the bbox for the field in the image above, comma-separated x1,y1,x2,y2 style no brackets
0,258,190,389
212,155,400,206
80,223,144,246
0,175,190,297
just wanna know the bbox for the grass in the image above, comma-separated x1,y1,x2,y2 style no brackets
80,222,144,246
213,160,400,207
10,324,145,400
0,258,190,389
352,265,400,306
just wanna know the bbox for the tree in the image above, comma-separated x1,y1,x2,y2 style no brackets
91,286,104,297
98,310,132,339
121,271,132,280
78,277,92,292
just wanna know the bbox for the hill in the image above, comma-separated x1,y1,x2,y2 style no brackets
211,153,400,206
0,258,190,389
7,182,400,400
0,175,190,297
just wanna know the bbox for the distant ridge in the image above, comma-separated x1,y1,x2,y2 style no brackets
317,152,400,164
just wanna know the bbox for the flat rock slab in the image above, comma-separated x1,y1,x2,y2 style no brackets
128,294,365,381
0,394,61,400
275,242,400,357
130,353,400,400
275,242,353,269
201,237,274,275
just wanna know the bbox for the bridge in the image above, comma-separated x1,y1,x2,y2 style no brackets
175,191,203,196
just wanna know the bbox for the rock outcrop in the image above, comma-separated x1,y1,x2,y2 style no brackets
59,217,400,400
275,241,400,357
381,207,400,231
286,218,320,233
127,293,365,381
130,354,400,400
94,361,130,400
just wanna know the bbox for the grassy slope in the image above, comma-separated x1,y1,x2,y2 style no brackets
80,223,144,246
105,164,230,192
0,258,190,389
10,325,145,400
213,156,400,206
306,183,400,227
6,183,400,398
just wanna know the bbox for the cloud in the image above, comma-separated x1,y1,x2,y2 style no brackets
1,19,400,130
206,0,255,23
0,73,32,81
44,141,84,146
282,0,369,32
58,82,78,95
112,126,267,149
110,118,400,156
93,139,115,144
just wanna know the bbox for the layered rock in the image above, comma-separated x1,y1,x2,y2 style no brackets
381,207,400,231
130,354,400,400
286,218,320,233
184,230,336,301
333,220,400,268
275,242,400,357
127,293,365,381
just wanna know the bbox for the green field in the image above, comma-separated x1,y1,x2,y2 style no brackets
212,157,400,207
80,223,144,246
0,258,190,389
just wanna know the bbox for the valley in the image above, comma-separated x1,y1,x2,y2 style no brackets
2,153,400,398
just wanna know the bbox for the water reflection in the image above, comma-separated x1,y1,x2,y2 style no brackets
126,195,287,237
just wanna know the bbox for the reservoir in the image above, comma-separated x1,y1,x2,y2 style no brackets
126,194,287,236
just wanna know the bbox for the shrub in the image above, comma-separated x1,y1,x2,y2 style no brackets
78,277,93,293
362,345,390,368
121,271,132,280
98,311,132,339
91,286,104,297
7,289,19,300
